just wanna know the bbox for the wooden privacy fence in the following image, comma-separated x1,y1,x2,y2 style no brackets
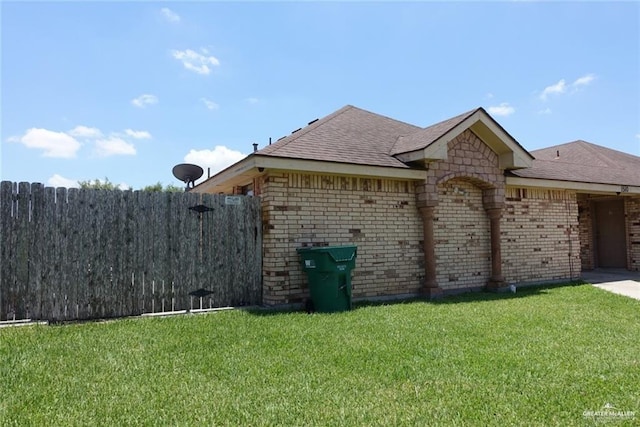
0,181,262,322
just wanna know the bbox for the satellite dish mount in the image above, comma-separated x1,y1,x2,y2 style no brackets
172,163,204,190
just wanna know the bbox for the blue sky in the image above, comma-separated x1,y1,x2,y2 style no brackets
2,1,639,190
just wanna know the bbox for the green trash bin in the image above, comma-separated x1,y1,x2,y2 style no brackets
296,245,357,313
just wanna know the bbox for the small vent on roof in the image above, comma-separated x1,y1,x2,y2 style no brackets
291,128,302,134
308,118,319,125
277,136,286,141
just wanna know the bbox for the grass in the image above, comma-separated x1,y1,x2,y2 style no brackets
1,282,639,426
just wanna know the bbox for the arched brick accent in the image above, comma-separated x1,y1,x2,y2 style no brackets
436,172,495,190
416,130,507,296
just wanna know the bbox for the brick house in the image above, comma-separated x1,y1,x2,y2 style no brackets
193,105,640,305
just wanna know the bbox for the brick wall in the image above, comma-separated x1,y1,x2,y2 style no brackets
261,172,423,305
502,187,581,283
434,179,491,289
625,196,640,271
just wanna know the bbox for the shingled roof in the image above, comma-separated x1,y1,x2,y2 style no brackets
195,104,637,194
510,140,640,187
256,104,531,169
257,105,420,168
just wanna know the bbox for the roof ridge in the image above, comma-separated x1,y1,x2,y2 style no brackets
579,140,640,160
577,140,619,167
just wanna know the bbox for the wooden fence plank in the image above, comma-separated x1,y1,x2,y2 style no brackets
127,191,145,315
14,182,31,319
134,192,154,314
39,187,57,321
28,183,45,319
171,191,198,311
149,191,167,313
0,181,16,320
201,193,218,308
80,188,99,318
50,187,68,321
119,190,135,317
65,188,82,320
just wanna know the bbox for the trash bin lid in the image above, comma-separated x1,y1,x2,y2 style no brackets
296,245,357,262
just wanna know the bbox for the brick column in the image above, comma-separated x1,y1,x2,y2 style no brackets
486,206,506,290
419,206,443,299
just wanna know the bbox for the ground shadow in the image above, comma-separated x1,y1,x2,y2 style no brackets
244,280,588,316
425,280,586,306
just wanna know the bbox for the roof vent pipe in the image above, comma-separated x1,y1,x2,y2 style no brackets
253,143,258,152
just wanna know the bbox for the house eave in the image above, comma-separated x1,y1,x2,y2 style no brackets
193,155,428,194
506,176,640,195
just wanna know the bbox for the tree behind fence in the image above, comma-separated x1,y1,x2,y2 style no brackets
0,181,262,321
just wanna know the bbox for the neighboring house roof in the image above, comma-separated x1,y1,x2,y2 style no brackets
257,105,420,169
510,140,640,187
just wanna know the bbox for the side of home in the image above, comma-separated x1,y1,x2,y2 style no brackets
193,105,640,305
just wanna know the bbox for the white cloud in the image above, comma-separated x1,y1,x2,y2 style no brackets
94,137,136,157
573,74,595,87
160,7,180,23
124,129,152,139
539,74,596,101
68,125,103,138
486,92,494,99
201,98,219,110
540,79,566,100
538,107,552,115
247,97,260,105
14,128,81,158
131,94,158,108
48,174,80,188
184,145,246,177
487,102,515,117
171,49,220,75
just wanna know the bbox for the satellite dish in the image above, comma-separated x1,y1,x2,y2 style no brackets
172,163,204,190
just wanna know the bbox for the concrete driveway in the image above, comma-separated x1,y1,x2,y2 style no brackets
581,269,640,301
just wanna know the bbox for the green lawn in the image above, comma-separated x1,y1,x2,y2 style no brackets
1,283,639,426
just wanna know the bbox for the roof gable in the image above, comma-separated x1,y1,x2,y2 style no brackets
391,108,478,155
392,107,533,169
